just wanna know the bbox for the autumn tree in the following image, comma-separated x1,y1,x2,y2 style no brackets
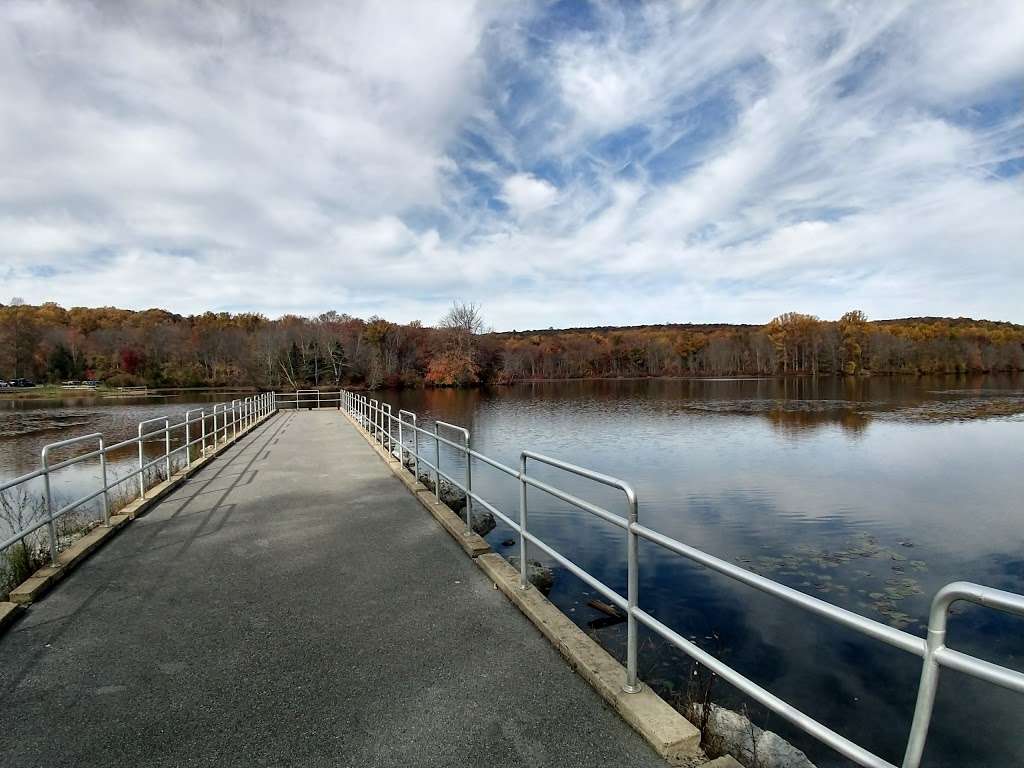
838,310,869,374
428,302,485,386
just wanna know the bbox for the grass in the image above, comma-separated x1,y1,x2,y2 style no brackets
0,384,120,401
0,488,49,600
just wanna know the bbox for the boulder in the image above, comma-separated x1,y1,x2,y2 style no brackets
467,509,496,537
417,474,466,512
416,473,495,535
507,557,555,595
691,704,816,768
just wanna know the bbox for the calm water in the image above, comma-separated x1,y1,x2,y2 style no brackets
2,378,1022,766
381,377,1024,768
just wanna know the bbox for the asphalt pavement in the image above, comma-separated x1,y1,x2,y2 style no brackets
0,410,663,767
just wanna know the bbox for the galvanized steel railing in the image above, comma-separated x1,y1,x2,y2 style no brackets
0,393,277,565
332,389,1024,768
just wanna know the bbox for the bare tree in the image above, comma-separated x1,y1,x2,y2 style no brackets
439,301,484,335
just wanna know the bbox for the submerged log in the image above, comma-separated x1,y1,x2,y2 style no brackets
587,599,625,620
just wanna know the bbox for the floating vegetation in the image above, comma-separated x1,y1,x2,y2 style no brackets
675,393,1024,428
736,530,929,630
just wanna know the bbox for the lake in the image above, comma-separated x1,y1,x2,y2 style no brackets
2,377,1022,766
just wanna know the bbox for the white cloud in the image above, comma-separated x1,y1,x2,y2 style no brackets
500,173,558,218
0,0,1022,328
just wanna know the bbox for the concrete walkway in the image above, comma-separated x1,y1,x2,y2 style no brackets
0,411,664,767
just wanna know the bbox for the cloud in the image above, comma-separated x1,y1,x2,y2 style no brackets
500,173,558,218
0,1,1022,328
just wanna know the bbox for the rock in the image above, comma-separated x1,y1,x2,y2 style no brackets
416,473,494,535
467,509,496,537
506,557,555,595
692,704,816,768
417,474,466,511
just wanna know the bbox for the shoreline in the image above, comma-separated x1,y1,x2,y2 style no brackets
2,371,1020,402
0,385,261,401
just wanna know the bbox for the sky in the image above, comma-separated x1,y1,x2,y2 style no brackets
1,1,1022,330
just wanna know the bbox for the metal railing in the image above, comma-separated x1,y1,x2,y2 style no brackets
0,392,277,565
336,389,1024,768
275,390,343,410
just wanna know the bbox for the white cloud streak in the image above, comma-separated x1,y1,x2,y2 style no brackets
0,0,1022,328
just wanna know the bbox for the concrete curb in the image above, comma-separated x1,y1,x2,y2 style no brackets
0,600,23,631
2,411,279,612
476,552,704,766
340,410,491,558
9,513,130,605
699,757,744,768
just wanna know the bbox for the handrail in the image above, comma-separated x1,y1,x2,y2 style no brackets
434,421,473,535
337,388,1024,768
1,392,277,562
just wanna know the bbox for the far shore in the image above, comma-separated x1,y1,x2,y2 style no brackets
0,384,260,401
2,370,1020,402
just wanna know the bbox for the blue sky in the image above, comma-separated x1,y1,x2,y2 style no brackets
1,1,1022,329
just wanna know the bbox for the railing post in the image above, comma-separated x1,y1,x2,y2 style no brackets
518,453,528,589
433,422,441,503
902,590,952,768
185,412,191,467
412,417,418,480
99,437,110,527
464,430,473,535
317,390,321,409
163,418,171,480
398,415,404,466
42,448,58,565
201,409,207,457
137,423,146,499
624,490,641,693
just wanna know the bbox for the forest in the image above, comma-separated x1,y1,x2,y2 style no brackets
1,299,1022,390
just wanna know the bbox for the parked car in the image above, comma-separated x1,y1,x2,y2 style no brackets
9,378,34,387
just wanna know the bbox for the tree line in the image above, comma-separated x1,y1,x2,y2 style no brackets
0,299,1021,389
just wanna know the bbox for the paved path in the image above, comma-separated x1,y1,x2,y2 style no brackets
0,411,663,767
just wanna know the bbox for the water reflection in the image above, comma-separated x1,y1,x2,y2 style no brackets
387,376,1024,767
